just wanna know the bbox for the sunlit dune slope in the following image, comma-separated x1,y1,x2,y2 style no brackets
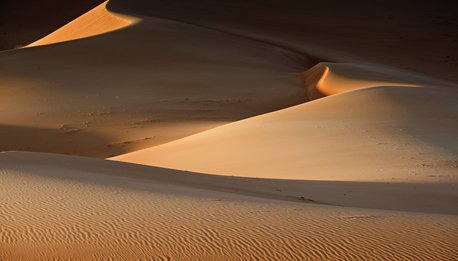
27,1,136,47
302,62,455,99
0,0,104,50
1,151,457,259
1,0,458,259
0,6,311,157
114,82,458,182
1,0,457,259
2,0,457,159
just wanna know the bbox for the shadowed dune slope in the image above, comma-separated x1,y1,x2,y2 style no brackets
108,0,458,83
4,151,458,215
0,4,312,157
114,83,458,182
1,0,458,259
1,151,457,259
2,0,457,158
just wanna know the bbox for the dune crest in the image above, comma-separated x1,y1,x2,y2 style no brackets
27,1,138,47
302,62,456,100
2,0,458,259
1,7,308,157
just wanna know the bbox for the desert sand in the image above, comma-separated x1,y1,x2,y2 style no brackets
0,1,309,157
27,1,136,47
1,152,458,259
1,0,458,259
114,63,458,182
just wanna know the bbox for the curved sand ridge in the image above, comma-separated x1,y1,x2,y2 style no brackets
2,0,458,259
1,152,457,259
27,1,138,47
0,2,311,157
113,64,458,182
302,62,456,100
106,0,458,83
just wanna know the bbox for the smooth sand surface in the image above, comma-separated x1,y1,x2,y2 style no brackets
1,0,458,259
0,2,310,157
114,64,458,182
302,62,456,99
27,1,136,47
1,152,457,259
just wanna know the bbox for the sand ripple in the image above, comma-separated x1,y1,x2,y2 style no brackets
1,155,457,259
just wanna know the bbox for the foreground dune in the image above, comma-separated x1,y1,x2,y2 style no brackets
1,152,457,259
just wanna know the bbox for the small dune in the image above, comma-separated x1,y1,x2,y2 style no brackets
302,62,456,99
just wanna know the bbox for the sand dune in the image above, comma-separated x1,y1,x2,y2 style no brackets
109,0,458,83
113,65,458,182
302,62,455,99
0,3,311,157
27,1,136,47
1,151,457,259
0,0,104,50
2,0,457,259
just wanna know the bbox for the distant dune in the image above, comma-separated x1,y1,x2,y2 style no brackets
302,62,456,99
0,0,104,50
108,0,458,83
1,0,457,259
27,1,137,47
